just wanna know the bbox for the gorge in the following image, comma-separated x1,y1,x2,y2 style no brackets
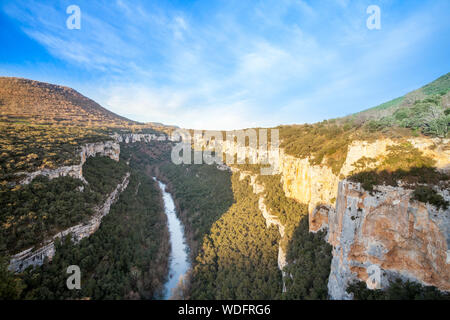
1,74,449,300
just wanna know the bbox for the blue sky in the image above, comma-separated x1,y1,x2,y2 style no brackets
1,0,449,130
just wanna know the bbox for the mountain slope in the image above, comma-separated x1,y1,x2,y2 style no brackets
0,77,135,126
350,72,450,122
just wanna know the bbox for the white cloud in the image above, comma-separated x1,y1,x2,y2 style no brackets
3,0,447,129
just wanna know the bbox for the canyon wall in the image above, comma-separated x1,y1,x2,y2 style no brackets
327,180,450,299
16,140,120,185
276,138,450,298
112,132,168,143
9,172,130,272
202,135,450,297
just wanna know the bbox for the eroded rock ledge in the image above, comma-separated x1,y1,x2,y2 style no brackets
16,140,120,185
277,138,450,298
212,137,450,298
327,180,450,299
9,172,130,272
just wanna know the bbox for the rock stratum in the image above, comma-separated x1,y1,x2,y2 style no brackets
202,135,450,298
276,138,449,298
16,140,120,185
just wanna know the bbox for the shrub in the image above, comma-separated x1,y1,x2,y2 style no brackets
412,186,448,210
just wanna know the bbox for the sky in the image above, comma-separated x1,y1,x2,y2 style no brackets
1,0,449,130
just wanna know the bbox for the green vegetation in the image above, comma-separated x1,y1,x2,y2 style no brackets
347,279,450,300
0,121,109,182
422,73,450,96
283,216,332,300
0,157,129,255
368,95,449,137
16,171,169,299
412,186,448,210
349,142,449,191
0,256,24,299
83,156,129,199
190,173,282,299
0,176,96,254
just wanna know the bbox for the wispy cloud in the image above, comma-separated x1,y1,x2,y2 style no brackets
2,0,450,129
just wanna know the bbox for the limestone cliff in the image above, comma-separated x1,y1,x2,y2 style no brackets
9,172,130,272
16,140,120,185
204,136,450,297
327,181,449,299
112,132,168,143
276,138,450,298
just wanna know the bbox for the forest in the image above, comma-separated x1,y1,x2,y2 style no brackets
0,120,109,183
0,156,129,255
0,168,169,299
283,216,332,300
189,173,282,299
347,279,450,300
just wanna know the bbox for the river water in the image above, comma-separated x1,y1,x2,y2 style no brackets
154,178,190,300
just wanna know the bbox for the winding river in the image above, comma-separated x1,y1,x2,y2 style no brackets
154,178,190,300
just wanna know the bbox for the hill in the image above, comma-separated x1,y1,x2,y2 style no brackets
0,77,135,127
349,72,450,122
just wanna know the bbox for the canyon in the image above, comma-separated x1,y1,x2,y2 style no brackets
200,135,450,298
8,132,450,299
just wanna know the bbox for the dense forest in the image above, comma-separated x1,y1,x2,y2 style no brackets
0,156,129,254
347,279,450,300
0,149,169,300
0,175,96,254
0,169,169,300
283,216,332,299
189,173,282,299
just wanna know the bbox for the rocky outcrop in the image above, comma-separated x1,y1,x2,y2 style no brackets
279,138,450,220
112,132,168,143
198,134,450,297
16,140,120,185
9,173,130,272
213,136,449,297
275,138,450,298
327,180,450,299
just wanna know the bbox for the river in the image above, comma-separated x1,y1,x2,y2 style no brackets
154,178,190,300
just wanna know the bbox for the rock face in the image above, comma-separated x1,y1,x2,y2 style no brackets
17,140,120,184
327,181,450,299
200,135,450,297
9,173,130,272
275,138,450,298
279,138,450,217
112,133,168,143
